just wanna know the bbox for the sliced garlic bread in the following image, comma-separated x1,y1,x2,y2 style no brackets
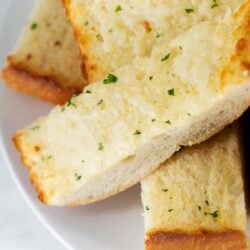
14,1,250,205
141,124,248,250
2,0,86,104
64,0,249,82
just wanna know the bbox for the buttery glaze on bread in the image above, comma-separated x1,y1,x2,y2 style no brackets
2,0,86,105
141,125,248,250
64,0,250,83
14,1,250,205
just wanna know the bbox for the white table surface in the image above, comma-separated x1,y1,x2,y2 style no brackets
0,1,65,249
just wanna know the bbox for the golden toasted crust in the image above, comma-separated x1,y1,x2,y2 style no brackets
2,64,77,105
146,230,248,250
13,132,49,203
2,0,89,104
221,1,250,89
62,0,98,83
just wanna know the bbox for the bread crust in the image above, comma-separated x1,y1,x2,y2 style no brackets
62,0,98,83
146,230,248,250
2,64,77,105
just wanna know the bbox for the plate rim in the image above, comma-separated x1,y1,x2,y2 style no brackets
0,119,72,250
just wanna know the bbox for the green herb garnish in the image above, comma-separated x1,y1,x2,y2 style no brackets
185,8,194,13
168,209,174,212
198,206,202,211
97,99,104,105
42,155,52,161
32,125,40,131
98,143,104,151
156,32,161,38
30,22,38,30
133,130,141,135
84,21,89,26
146,205,150,211
103,74,118,84
211,0,219,9
149,76,153,80
61,94,78,111
85,89,92,94
205,200,209,206
75,173,82,181
151,119,156,122
115,5,122,12
205,210,219,218
162,189,168,192
161,53,170,61
168,88,175,96
210,210,219,218
165,120,171,125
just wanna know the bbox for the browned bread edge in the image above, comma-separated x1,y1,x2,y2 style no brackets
146,230,248,250
2,64,78,105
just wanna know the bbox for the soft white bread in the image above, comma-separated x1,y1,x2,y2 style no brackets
2,0,86,104
14,1,250,206
141,124,248,250
64,0,250,83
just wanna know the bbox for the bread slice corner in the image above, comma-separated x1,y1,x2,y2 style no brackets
141,124,248,250
2,0,87,105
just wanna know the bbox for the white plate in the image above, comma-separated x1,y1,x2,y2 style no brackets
0,1,250,250
0,1,143,249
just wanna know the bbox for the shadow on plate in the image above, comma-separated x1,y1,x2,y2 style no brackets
241,108,250,214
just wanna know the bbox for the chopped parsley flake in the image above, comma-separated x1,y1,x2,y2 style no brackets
75,173,82,181
115,5,122,12
198,206,202,211
161,53,170,61
210,210,219,218
151,119,156,122
98,143,104,151
205,210,219,218
103,73,118,84
149,76,153,80
84,21,89,26
30,22,38,30
32,125,40,131
179,46,183,50
61,94,78,111
185,8,194,14
97,99,104,105
165,120,171,125
156,32,161,38
168,88,175,96
81,160,85,163
211,0,219,9
168,209,174,212
162,189,168,192
42,155,52,161
146,205,150,211
133,130,141,135
205,200,209,206
108,29,113,33
85,89,92,94
188,112,191,116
